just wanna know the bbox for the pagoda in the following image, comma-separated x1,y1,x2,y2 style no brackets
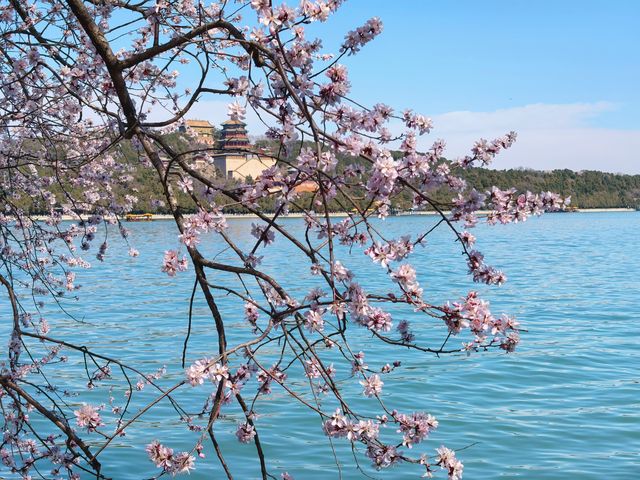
219,120,250,151
209,120,276,180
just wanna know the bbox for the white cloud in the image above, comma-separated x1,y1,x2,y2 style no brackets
424,103,640,174
432,102,615,133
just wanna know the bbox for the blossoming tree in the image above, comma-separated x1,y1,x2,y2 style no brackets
0,1,568,479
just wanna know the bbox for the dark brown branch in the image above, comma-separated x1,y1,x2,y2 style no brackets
0,376,102,474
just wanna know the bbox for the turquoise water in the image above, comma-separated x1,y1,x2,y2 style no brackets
2,212,639,479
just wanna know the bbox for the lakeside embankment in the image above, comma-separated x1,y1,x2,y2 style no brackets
26,208,637,222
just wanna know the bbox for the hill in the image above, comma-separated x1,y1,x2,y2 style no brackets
15,134,640,214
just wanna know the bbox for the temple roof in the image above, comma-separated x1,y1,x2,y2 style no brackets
186,119,213,127
221,120,247,126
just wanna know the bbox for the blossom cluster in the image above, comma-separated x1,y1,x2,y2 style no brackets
185,359,230,387
179,208,228,248
74,404,104,432
146,441,195,476
443,292,521,352
161,250,189,276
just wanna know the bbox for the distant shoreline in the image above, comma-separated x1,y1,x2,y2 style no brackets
25,208,637,222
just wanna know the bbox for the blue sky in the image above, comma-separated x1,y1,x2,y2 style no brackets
186,1,639,173
321,1,639,126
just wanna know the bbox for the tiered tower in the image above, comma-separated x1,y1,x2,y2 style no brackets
219,120,250,151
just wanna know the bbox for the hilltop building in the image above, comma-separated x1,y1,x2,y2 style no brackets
219,120,250,150
211,120,276,180
180,119,215,145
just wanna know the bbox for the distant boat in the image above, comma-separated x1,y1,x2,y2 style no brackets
125,213,154,222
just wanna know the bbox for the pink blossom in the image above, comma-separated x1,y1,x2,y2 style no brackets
360,374,383,397
185,359,229,386
236,423,256,443
185,358,209,386
146,440,196,475
305,358,326,378
191,208,227,233
225,76,249,96
146,440,174,470
228,101,246,121
176,177,193,193
341,17,384,54
403,109,433,135
332,261,352,281
366,154,399,198
436,446,464,480
161,250,189,276
323,409,351,438
460,231,476,248
251,223,276,247
179,230,200,248
209,363,229,382
171,452,196,475
397,320,415,343
245,302,259,327
65,271,76,291
246,254,263,268
397,412,438,447
363,308,393,332
304,309,325,333
366,443,400,469
500,331,520,353
391,264,421,294
74,404,103,432
350,419,380,441
365,236,414,267
466,250,506,285
257,365,287,395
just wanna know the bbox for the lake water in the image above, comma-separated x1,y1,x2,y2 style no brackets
2,212,639,479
